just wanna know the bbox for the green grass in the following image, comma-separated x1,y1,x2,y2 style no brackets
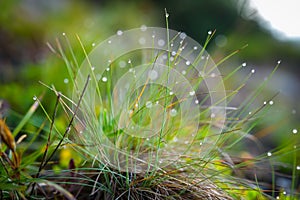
0,23,299,200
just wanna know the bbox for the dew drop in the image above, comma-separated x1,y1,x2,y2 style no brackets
242,62,247,67
152,34,155,39
158,39,165,47
117,30,123,36
108,60,112,63
211,113,216,118
119,60,126,68
263,101,267,105
146,138,150,141
193,46,198,50
148,70,158,80
170,43,174,47
102,77,108,82
199,142,203,146
169,91,174,95
173,137,178,142
210,73,216,78
62,32,66,36
189,91,195,96
195,99,199,104
208,30,212,35
33,96,37,101
269,100,274,105
277,60,281,64
170,57,174,61
64,78,69,84
251,69,255,74
106,67,110,71
283,191,287,195
128,59,132,64
297,166,300,170
170,109,177,117
146,101,152,108
292,129,298,134
184,141,189,144
249,112,252,115
181,70,186,75
267,152,272,157
108,40,112,44
156,101,159,104
92,43,96,47
140,25,147,31
165,12,169,18
185,60,191,66
91,66,95,71
171,51,176,56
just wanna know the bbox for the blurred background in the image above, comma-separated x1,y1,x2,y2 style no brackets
0,0,299,193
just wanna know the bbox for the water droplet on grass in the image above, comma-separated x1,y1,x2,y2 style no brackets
102,77,108,82
108,40,112,44
193,46,198,50
117,30,123,36
170,109,177,117
169,91,174,95
128,59,132,64
165,12,169,18
181,70,186,75
267,152,272,157
292,129,298,134
264,101,267,105
277,60,281,64
297,166,300,170
185,60,191,66
62,32,66,36
195,99,199,104
171,51,176,56
92,43,96,47
189,91,195,96
33,96,37,101
146,101,152,108
106,67,110,71
208,30,212,35
251,69,255,73
91,66,95,71
64,78,69,84
269,100,274,105
242,62,247,67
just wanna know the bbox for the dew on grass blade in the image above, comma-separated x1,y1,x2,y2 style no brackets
185,60,191,66
267,152,272,157
292,129,298,134
102,77,108,82
170,109,177,117
33,96,37,101
189,91,195,96
117,30,123,36
145,101,152,108
242,62,247,67
297,166,300,170
251,69,255,74
208,30,212,35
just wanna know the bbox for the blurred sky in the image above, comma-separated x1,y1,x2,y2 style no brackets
249,0,300,40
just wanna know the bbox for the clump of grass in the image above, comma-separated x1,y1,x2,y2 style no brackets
0,21,299,200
